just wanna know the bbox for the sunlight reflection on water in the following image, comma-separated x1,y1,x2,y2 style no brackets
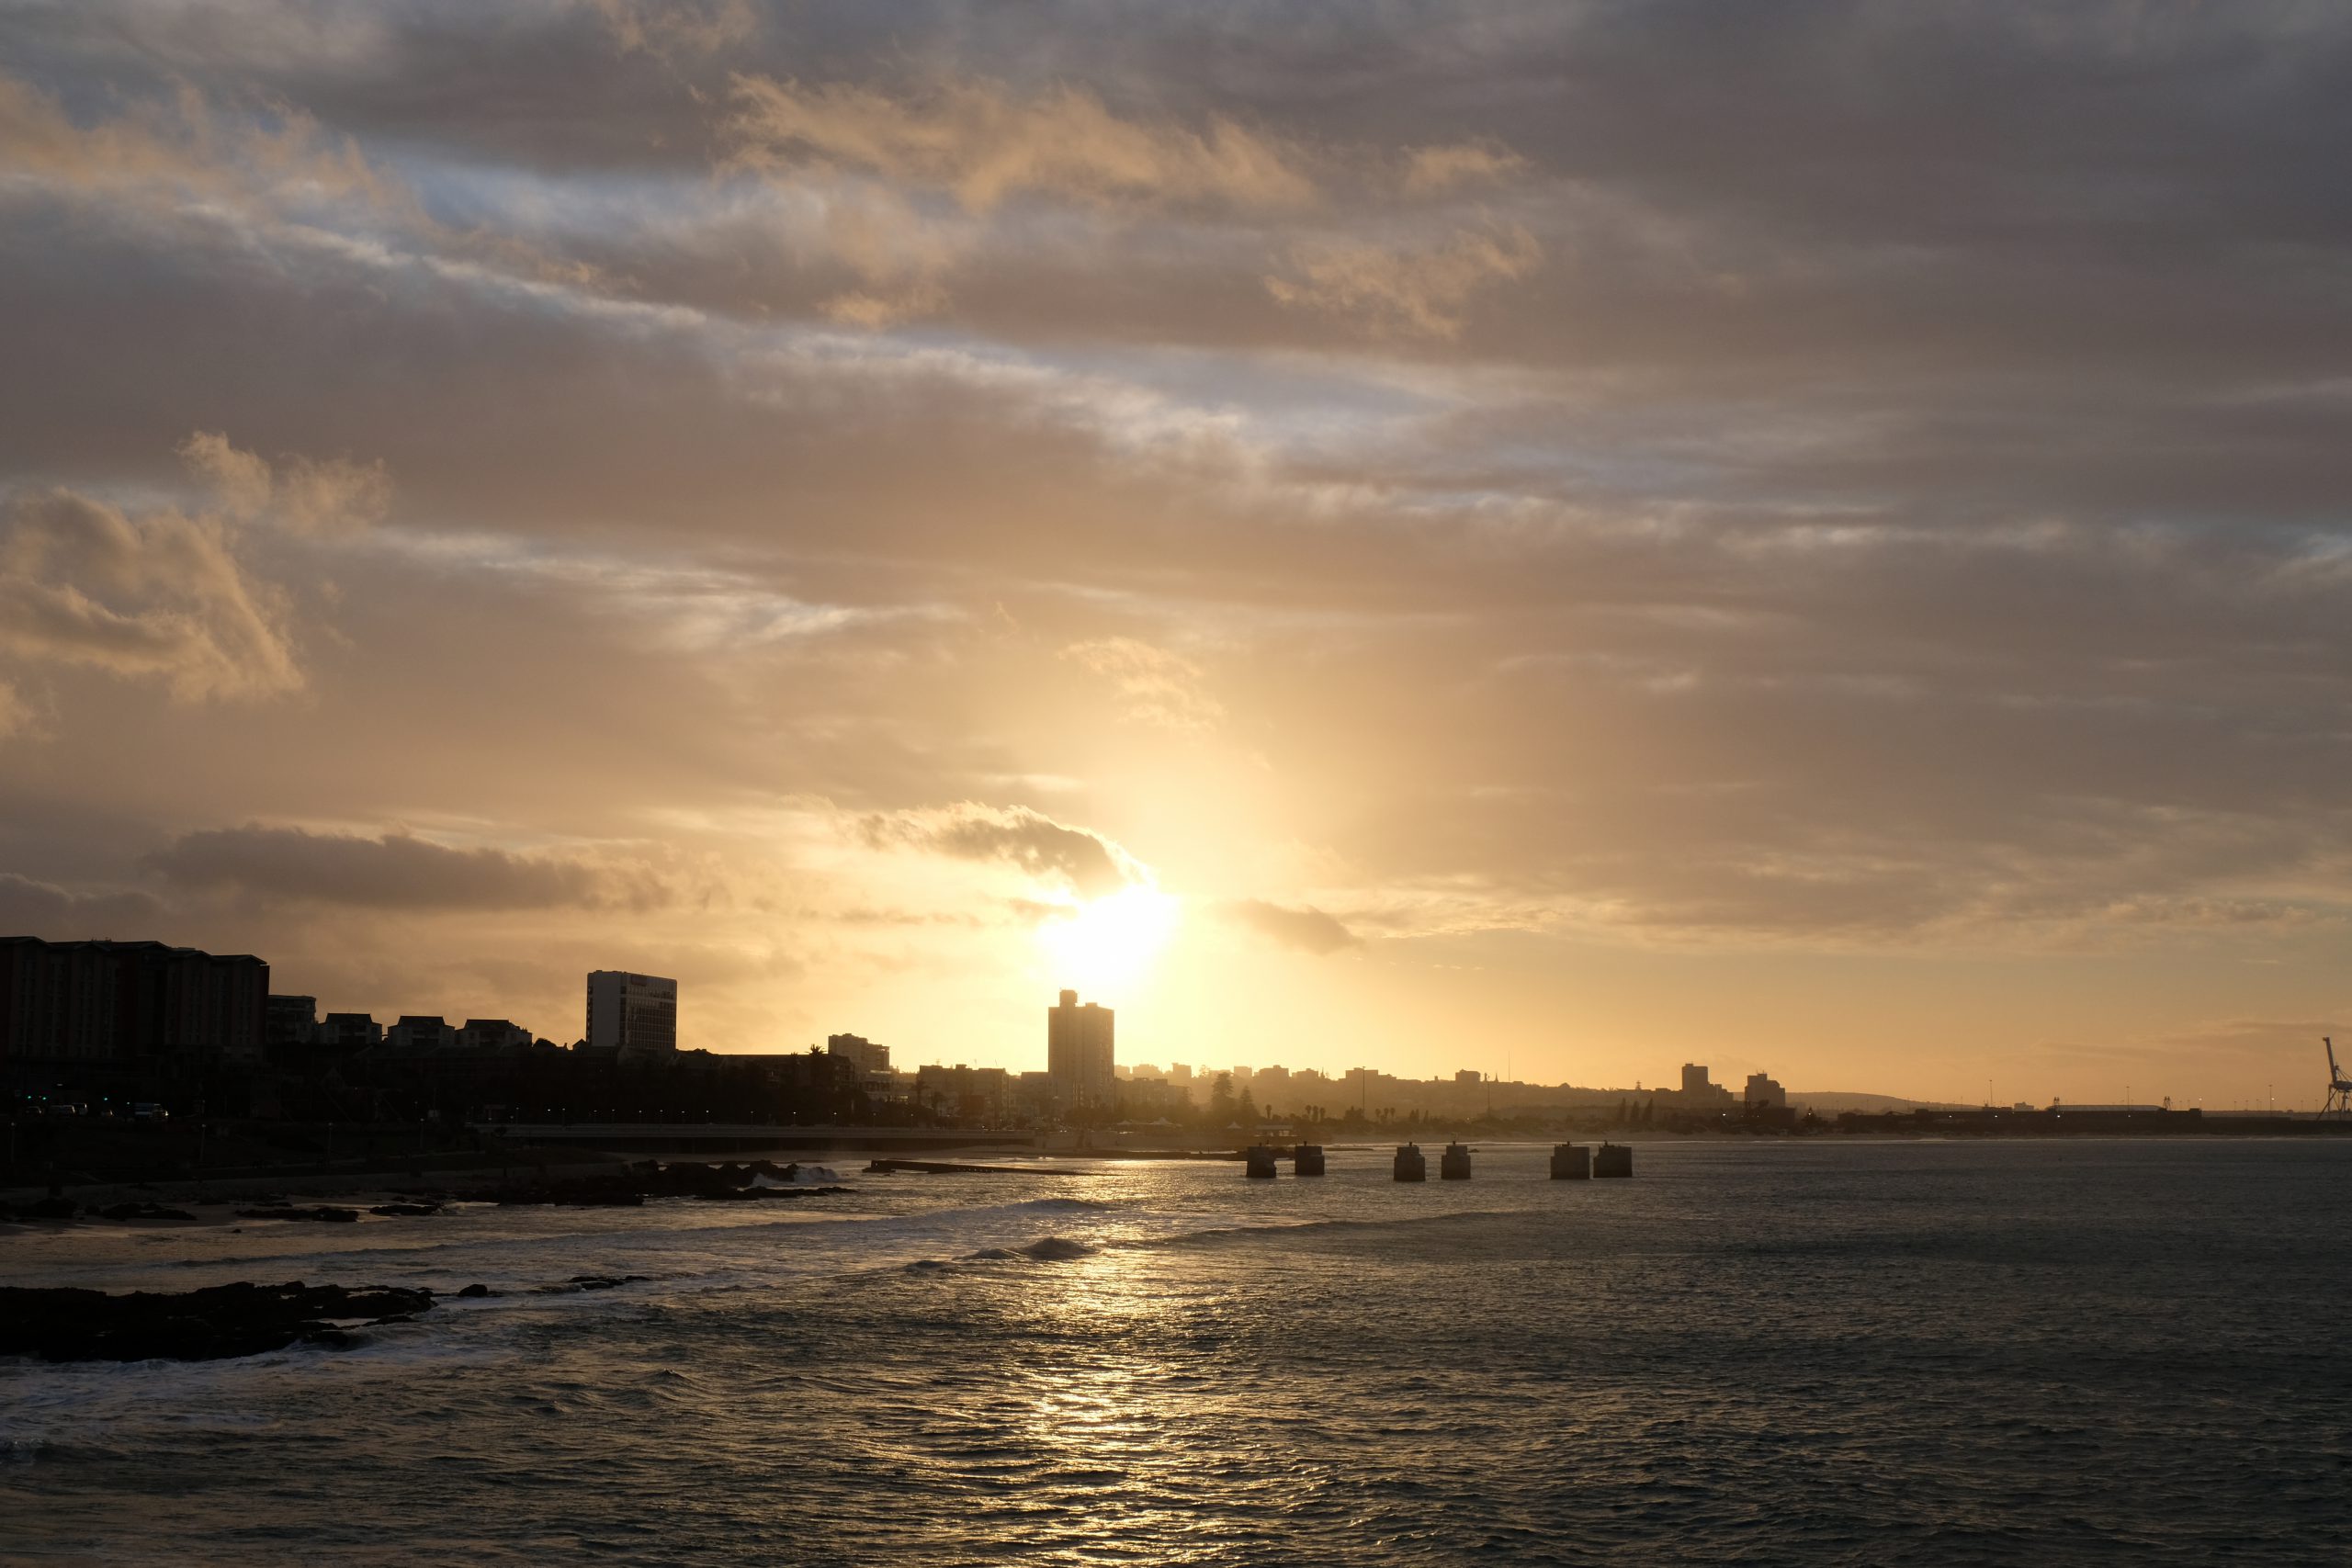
6,1140,2351,1564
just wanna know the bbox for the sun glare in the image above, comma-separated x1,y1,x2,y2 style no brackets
1039,886,1180,994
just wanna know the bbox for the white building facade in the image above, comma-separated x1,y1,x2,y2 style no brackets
586,971,678,1061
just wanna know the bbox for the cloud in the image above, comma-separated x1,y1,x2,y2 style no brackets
0,69,398,220
864,804,1143,899
586,0,754,62
1060,637,1223,731
1224,898,1362,954
724,74,1316,214
0,488,300,703
179,430,390,536
820,280,951,329
1401,141,1528,194
0,872,164,935
143,826,635,911
1266,223,1541,338
8,0,2352,1097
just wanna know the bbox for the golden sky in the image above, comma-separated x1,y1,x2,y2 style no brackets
2,1,2347,1108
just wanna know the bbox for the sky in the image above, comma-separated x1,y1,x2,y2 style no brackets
2,0,2348,1109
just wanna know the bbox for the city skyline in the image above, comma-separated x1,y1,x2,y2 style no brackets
4,4,2350,1109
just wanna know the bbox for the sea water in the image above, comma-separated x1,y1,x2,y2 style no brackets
4,1139,2349,1564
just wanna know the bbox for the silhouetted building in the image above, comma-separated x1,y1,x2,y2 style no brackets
1744,1071,1787,1110
916,1063,1012,1121
826,1032,888,1072
387,1015,457,1055
826,1032,898,1098
458,1019,534,1053
1679,1063,1736,1108
1047,989,1115,1109
316,1011,383,1055
0,935,267,1068
266,995,318,1051
586,970,677,1062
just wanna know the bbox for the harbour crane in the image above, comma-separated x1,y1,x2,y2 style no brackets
2323,1038,2352,1120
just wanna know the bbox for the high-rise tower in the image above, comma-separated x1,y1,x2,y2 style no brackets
1046,988,1115,1109
586,970,677,1062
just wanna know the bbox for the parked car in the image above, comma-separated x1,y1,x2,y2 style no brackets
130,1103,171,1124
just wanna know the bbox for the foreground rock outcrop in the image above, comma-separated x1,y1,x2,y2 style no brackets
0,1280,436,1363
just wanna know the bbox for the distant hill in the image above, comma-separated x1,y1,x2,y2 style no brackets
1788,1090,1942,1114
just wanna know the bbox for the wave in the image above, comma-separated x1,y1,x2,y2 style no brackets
1125,1208,1525,1252
751,1164,843,1187
967,1235,1096,1263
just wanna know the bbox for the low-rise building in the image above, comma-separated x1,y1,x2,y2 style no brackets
316,1011,383,1055
386,1015,457,1054
916,1063,1012,1121
458,1019,535,1053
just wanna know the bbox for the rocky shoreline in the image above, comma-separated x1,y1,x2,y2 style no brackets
0,1280,438,1363
1,1157,852,1225
0,1158,863,1363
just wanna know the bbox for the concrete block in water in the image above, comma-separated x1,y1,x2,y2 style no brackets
1593,1142,1633,1179
1294,1144,1326,1176
1440,1141,1473,1179
1244,1145,1279,1179
1550,1143,1590,1179
1393,1142,1427,1181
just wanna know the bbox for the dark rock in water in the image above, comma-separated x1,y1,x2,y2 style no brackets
96,1201,198,1222
553,1273,651,1292
368,1202,440,1218
455,1283,494,1299
236,1205,362,1223
0,1280,437,1363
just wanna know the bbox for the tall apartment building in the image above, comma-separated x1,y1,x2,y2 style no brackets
0,936,267,1067
1678,1062,1736,1107
826,1032,899,1098
1046,988,1115,1110
586,970,678,1061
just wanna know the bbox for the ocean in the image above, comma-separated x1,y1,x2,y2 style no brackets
4,1138,2348,1564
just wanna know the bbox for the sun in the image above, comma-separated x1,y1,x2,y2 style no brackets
1038,885,1180,994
